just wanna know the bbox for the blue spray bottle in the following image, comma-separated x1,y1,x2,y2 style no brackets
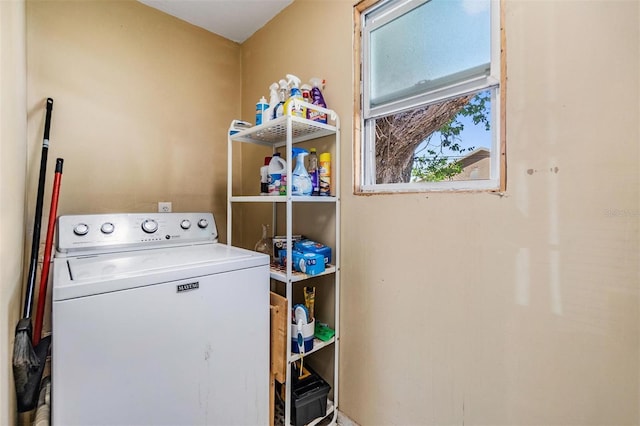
291,148,312,196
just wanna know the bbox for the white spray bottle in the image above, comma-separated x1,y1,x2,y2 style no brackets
291,147,312,196
284,74,306,118
273,79,288,119
268,82,279,120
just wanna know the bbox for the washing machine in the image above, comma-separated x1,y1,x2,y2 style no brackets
51,212,269,425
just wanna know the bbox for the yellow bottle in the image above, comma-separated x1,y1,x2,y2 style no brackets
319,152,331,196
283,74,306,118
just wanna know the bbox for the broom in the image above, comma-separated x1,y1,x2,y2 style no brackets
13,98,54,412
33,158,64,347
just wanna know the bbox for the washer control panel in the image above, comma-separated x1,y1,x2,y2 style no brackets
56,212,218,254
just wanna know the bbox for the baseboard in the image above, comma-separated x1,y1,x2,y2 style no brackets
337,410,359,426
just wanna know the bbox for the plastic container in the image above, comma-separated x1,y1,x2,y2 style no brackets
308,148,319,195
308,78,327,124
319,152,331,196
291,148,312,196
273,79,288,119
267,153,287,195
290,365,331,426
260,156,271,195
283,74,306,118
255,96,268,125
268,82,279,120
291,318,315,354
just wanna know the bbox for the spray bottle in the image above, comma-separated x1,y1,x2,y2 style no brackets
308,78,328,124
291,148,312,196
284,74,306,118
273,79,288,119
301,84,312,106
268,82,279,120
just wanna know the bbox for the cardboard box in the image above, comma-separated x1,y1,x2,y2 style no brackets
272,235,303,262
279,250,325,275
293,239,332,265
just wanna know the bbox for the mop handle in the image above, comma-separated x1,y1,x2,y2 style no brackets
23,98,53,319
33,158,63,346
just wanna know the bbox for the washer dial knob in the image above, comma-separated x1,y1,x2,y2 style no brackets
197,219,209,229
101,222,115,234
141,219,158,234
180,220,191,230
73,223,89,236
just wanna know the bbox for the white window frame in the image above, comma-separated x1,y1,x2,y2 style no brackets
355,0,505,193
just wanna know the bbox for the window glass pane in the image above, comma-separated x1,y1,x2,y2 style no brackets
369,0,491,108
373,89,492,184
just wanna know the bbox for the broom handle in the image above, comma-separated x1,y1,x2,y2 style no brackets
33,158,63,346
23,98,53,319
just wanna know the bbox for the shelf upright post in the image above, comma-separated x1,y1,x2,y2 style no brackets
332,111,341,423
227,130,233,246
284,110,294,426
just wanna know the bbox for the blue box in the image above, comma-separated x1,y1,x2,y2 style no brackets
279,250,325,275
293,239,332,265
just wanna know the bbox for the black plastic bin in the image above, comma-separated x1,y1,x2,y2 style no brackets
290,365,331,426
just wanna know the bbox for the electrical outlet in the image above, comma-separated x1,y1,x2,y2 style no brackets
158,202,172,213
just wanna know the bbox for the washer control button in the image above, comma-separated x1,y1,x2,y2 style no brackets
197,219,208,229
180,220,191,230
141,219,158,234
73,223,89,236
101,222,115,234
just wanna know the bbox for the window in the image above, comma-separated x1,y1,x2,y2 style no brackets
355,0,505,193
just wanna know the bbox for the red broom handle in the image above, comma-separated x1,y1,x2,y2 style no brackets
33,158,63,347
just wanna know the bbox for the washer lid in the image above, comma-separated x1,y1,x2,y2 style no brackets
54,243,269,300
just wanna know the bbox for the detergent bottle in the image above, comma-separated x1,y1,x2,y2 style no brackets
283,74,306,118
308,78,328,124
273,79,288,119
267,153,287,195
291,148,312,196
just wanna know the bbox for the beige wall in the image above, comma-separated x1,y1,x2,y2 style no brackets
242,0,639,424
5,0,240,421
26,0,241,244
0,0,27,424
9,0,638,424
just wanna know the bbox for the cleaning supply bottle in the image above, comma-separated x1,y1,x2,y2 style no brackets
273,79,288,119
307,148,319,195
268,82,279,120
260,156,271,195
279,171,287,196
283,74,306,118
301,84,312,107
308,78,328,124
291,148,312,196
255,96,268,125
267,153,287,195
319,152,331,196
